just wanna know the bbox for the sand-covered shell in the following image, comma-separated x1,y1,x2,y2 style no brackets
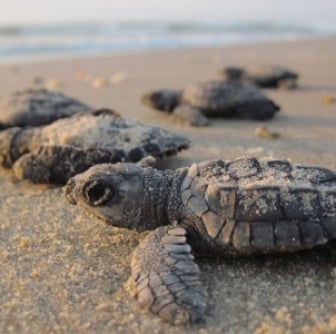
181,81,280,120
222,65,299,89
64,156,336,324
142,81,280,124
0,89,92,129
0,109,190,184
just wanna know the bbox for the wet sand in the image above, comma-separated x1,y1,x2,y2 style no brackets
1,36,336,333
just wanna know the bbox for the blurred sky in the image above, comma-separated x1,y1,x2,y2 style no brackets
1,0,336,25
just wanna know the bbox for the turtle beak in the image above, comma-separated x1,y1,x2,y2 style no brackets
64,177,77,205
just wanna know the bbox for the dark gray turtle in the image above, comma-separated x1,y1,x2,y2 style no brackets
142,81,280,126
0,88,92,129
65,157,336,325
0,109,189,184
221,65,299,89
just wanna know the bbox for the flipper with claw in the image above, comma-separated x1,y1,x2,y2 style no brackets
12,144,117,184
172,105,209,126
129,225,208,325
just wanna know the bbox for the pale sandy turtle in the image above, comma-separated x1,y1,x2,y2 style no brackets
0,109,189,184
65,157,336,324
221,65,299,89
0,88,91,129
142,81,280,126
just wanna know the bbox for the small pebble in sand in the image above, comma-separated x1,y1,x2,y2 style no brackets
321,94,336,105
255,125,280,139
91,77,110,89
74,69,89,81
18,236,31,249
46,79,63,90
109,72,126,84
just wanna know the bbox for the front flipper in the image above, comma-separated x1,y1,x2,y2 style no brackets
0,127,22,168
12,145,120,184
128,225,208,325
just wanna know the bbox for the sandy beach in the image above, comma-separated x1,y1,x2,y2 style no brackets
1,36,336,333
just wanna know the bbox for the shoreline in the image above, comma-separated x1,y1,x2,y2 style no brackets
1,34,336,67
1,35,336,333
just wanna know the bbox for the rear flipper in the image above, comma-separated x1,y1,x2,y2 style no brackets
172,105,209,126
12,144,122,184
277,78,298,90
235,100,280,120
141,90,182,113
127,225,208,325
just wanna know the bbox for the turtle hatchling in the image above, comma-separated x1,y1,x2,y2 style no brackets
0,109,189,184
0,88,91,129
142,81,280,126
221,65,299,89
65,157,336,324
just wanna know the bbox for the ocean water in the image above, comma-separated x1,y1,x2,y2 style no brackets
0,20,335,62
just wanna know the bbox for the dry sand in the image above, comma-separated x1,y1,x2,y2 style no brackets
1,36,336,333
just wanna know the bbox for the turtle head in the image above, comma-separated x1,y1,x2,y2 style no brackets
141,89,182,112
65,163,146,230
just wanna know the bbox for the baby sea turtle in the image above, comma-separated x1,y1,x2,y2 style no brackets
65,157,336,324
0,88,91,129
0,109,189,184
221,65,299,89
142,81,280,126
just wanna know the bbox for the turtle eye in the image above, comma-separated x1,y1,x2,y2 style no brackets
84,181,114,206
